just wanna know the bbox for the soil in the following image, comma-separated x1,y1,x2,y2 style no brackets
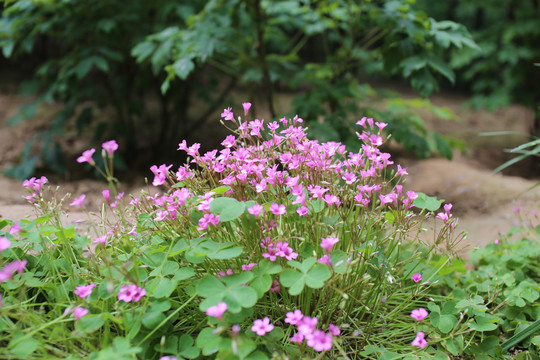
0,89,538,256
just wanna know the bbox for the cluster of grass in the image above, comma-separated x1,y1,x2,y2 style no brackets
0,104,538,359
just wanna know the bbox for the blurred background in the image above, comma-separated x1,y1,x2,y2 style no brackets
0,0,539,246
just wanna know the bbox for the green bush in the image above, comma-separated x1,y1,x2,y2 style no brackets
0,0,477,179
417,0,540,111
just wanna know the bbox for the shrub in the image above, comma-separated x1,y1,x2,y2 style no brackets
1,0,476,179
0,105,465,359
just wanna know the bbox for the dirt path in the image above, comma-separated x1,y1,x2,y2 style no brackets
0,91,538,255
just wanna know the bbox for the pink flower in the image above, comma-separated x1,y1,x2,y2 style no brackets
285,309,304,325
306,330,333,352
150,164,173,187
252,317,274,336
72,306,89,320
375,121,388,131
217,269,233,278
242,102,252,115
320,237,339,253
117,284,146,303
93,234,107,245
342,172,357,184
444,203,453,213
406,191,418,200
77,148,96,164
411,332,427,348
206,302,227,320
9,222,22,235
0,260,27,282
248,204,264,217
269,203,286,216
221,107,234,121
317,254,332,266
379,192,396,205
411,273,422,283
323,194,341,207
436,212,449,222
298,316,318,336
221,135,236,148
197,213,220,231
328,324,341,336
308,185,328,199
396,164,408,175
102,190,110,203
102,140,118,156
22,176,48,193
494,238,500,245
74,284,96,299
269,279,280,293
290,333,304,344
410,308,428,322
296,206,308,216
160,357,178,360
242,263,257,271
0,237,11,252
70,194,86,207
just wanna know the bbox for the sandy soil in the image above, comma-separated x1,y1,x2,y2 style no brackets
0,90,538,256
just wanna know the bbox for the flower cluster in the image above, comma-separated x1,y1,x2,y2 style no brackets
22,176,48,205
8,103,460,358
285,309,337,352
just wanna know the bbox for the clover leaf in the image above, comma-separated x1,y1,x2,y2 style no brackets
280,257,331,295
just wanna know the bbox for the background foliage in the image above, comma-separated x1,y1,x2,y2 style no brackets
416,0,540,132
0,0,477,179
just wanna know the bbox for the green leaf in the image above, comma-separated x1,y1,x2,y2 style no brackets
245,350,269,360
9,334,38,358
131,41,156,63
76,314,105,333
142,311,166,329
170,238,189,256
413,192,442,211
223,286,258,312
250,274,272,298
150,277,178,298
209,197,246,222
427,57,455,84
305,263,332,289
438,314,458,333
330,250,350,274
171,57,195,80
197,276,226,297
257,259,282,274
400,56,427,77
469,315,499,332
179,333,200,359
173,267,196,281
196,327,222,356
211,185,231,196
444,339,461,356
280,269,305,296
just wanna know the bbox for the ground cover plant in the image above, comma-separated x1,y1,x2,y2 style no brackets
1,104,537,359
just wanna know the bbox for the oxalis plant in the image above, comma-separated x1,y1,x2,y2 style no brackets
0,103,466,359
